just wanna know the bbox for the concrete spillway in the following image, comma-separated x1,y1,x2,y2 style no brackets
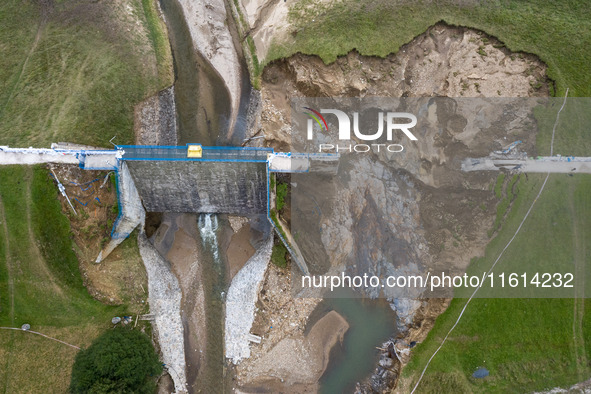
126,160,268,214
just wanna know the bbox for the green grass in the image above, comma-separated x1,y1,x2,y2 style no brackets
0,0,166,391
0,0,170,148
489,174,521,237
31,167,86,289
276,181,288,212
270,209,289,242
404,299,591,392
403,172,591,392
229,0,262,87
271,243,288,269
267,0,591,96
0,166,119,326
402,77,591,392
0,166,138,392
141,0,175,89
494,173,505,199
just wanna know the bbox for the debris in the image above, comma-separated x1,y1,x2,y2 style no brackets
50,167,77,215
472,367,490,378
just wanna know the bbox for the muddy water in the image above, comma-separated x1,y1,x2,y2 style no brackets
309,291,397,393
157,1,240,392
159,0,231,145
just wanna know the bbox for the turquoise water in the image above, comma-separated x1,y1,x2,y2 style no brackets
317,293,397,393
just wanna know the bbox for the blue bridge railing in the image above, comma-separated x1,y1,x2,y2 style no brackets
118,145,273,163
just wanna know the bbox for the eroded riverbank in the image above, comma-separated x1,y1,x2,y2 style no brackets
251,23,551,393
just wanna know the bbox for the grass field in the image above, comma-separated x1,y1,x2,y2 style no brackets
0,0,169,390
400,95,591,391
401,172,591,392
267,0,591,96
0,166,139,392
0,0,173,148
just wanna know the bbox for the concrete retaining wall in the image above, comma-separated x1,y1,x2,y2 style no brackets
96,161,145,262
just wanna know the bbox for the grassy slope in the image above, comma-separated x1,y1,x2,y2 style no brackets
0,166,128,392
401,99,591,391
402,174,591,392
268,0,591,96
0,0,172,148
0,0,170,391
142,0,175,91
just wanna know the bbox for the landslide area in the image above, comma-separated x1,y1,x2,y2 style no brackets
245,23,551,392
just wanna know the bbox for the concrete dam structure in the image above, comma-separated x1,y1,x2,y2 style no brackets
127,160,267,213
127,161,267,215
122,146,270,214
0,144,339,274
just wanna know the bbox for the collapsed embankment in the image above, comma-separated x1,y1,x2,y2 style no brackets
245,22,551,392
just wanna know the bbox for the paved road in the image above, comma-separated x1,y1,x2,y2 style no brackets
462,156,591,174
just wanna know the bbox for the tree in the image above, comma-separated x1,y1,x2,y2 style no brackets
70,328,162,393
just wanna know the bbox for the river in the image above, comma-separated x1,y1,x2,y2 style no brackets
159,0,231,146
157,0,398,392
309,291,397,393
158,0,234,392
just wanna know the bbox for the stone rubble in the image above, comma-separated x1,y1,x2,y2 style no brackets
138,233,188,393
225,234,273,364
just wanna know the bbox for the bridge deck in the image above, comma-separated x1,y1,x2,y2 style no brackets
462,156,591,173
120,145,272,162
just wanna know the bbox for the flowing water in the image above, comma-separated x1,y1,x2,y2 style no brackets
195,213,227,392
158,0,399,391
158,1,236,391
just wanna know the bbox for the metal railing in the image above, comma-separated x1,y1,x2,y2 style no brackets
118,145,273,162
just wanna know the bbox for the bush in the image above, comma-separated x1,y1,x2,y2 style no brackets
70,328,162,393
271,242,288,268
276,181,288,212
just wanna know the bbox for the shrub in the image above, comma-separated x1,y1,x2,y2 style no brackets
70,328,162,393
276,181,288,212
271,242,288,268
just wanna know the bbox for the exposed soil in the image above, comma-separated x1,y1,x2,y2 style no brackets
226,223,257,279
51,164,147,311
235,263,334,391
134,87,178,145
150,213,264,393
244,23,551,392
259,23,549,150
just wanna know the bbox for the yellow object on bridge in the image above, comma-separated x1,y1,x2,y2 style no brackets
187,144,202,158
